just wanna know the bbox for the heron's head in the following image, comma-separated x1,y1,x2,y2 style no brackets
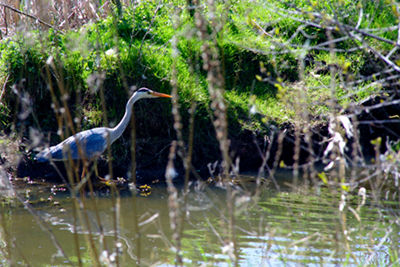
135,87,172,99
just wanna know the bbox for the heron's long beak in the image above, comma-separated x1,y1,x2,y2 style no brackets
151,91,172,98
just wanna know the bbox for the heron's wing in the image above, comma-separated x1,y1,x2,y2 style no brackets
65,129,108,159
41,128,109,161
79,130,109,159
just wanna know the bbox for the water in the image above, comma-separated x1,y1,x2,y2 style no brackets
1,175,399,266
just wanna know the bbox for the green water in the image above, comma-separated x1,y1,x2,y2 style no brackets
1,175,399,266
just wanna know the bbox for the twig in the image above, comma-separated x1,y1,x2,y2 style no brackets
350,30,400,72
0,74,9,102
284,4,400,49
355,7,363,29
313,36,350,49
251,19,273,37
282,3,400,73
0,3,63,33
3,4,7,36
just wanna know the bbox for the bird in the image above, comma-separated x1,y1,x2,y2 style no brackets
35,87,172,178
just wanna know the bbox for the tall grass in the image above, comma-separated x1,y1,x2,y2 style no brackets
0,0,400,265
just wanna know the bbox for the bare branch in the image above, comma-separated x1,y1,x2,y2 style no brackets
0,74,9,102
0,2,63,33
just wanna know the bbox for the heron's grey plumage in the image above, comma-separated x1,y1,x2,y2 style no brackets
35,88,171,163
35,128,109,162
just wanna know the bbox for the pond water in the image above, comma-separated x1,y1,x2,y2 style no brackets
1,173,399,266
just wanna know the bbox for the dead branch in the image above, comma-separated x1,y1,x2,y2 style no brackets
0,2,63,33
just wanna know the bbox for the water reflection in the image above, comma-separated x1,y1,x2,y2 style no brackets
1,178,399,266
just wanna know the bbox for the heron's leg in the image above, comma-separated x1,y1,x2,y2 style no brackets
94,161,121,187
94,160,107,181
74,163,89,192
94,161,99,177
81,165,86,180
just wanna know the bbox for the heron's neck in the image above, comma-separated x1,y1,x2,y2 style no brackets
110,93,139,143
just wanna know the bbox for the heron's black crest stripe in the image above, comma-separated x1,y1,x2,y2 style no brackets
137,88,151,93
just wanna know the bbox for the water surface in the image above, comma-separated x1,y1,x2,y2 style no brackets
1,174,399,266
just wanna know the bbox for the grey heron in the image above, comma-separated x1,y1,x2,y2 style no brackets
35,87,172,179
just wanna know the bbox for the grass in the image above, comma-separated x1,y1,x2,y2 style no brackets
0,1,393,130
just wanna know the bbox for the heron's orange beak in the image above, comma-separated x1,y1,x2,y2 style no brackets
151,91,172,98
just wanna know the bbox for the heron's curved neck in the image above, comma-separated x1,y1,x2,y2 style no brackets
110,93,140,143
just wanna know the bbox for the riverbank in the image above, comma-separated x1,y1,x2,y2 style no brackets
0,1,399,185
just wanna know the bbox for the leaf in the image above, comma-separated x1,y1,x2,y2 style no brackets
370,137,382,146
318,172,328,185
341,184,350,192
279,160,286,168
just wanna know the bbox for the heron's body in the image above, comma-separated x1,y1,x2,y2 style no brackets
35,88,171,163
36,128,110,162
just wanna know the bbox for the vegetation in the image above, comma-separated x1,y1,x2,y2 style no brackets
0,0,397,169
0,0,400,266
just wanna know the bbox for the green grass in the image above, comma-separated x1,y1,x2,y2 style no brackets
0,0,395,162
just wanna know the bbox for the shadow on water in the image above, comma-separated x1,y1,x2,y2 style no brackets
2,170,399,266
